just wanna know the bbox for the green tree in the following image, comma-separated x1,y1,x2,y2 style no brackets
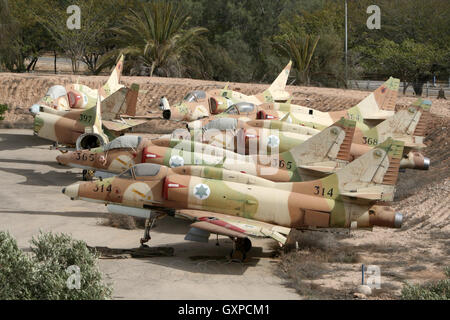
34,0,117,74
0,0,53,72
348,0,450,85
274,1,350,87
356,38,439,95
108,1,207,77
275,33,320,85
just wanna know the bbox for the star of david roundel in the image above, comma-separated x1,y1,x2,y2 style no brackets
169,155,185,168
193,184,211,200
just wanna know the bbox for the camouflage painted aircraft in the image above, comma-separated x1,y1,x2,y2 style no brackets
56,97,430,181
34,84,146,150
180,98,432,171
159,61,293,121
187,77,400,129
29,55,125,115
57,118,357,182
62,138,405,258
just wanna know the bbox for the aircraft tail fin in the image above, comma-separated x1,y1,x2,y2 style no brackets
346,77,400,121
102,54,125,96
100,83,140,121
320,138,404,202
283,118,356,171
125,83,139,117
368,98,432,149
266,60,292,102
92,95,103,135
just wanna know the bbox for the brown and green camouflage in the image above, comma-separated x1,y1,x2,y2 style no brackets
187,77,400,130
162,61,292,121
62,138,405,246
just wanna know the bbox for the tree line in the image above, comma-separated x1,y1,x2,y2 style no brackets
0,0,448,95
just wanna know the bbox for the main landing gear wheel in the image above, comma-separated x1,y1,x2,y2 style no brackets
82,170,95,181
230,238,252,261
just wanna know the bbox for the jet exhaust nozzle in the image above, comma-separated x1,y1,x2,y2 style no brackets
394,212,403,228
400,151,430,170
368,205,403,228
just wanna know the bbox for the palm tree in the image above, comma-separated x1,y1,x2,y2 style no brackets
109,1,207,77
276,34,320,85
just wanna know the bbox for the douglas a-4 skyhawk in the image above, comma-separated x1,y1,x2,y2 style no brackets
57,118,358,182
29,55,126,115
159,61,293,121
28,55,150,151
182,98,432,170
56,98,431,182
62,138,405,259
32,85,146,151
187,77,401,130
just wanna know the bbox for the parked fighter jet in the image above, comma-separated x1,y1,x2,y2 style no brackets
57,117,356,182
159,61,292,121
34,84,146,150
62,138,404,258
187,77,400,129
194,98,431,169
29,55,125,115
57,96,430,181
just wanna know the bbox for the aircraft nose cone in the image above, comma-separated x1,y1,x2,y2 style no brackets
29,104,40,116
62,183,80,199
394,212,403,228
56,153,70,165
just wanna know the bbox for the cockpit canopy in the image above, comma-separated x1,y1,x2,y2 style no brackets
203,118,238,130
46,85,67,99
224,102,255,115
183,90,206,102
103,135,142,151
118,163,163,180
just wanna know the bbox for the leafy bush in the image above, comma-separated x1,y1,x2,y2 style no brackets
401,267,450,300
0,231,112,300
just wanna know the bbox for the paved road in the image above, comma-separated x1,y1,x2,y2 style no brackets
0,129,300,300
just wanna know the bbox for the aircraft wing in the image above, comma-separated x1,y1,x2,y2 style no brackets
102,119,148,133
176,210,290,245
363,110,395,120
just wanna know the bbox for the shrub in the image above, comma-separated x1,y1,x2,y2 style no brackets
401,267,450,300
101,213,146,230
0,231,112,300
0,104,7,120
